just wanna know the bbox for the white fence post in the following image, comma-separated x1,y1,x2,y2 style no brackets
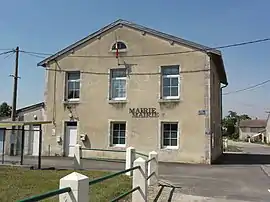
59,172,89,202
74,144,82,170
125,146,136,176
132,157,147,202
147,151,158,186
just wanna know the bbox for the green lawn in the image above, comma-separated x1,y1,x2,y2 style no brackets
0,166,131,202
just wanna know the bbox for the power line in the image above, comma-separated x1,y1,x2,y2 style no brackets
0,50,15,56
0,48,14,51
19,37,270,59
222,79,270,95
3,51,15,59
44,67,210,75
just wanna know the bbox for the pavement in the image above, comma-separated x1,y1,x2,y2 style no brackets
2,141,270,202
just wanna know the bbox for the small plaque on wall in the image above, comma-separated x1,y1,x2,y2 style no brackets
198,110,207,115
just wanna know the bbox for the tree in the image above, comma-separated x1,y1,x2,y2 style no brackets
222,111,251,139
0,102,12,118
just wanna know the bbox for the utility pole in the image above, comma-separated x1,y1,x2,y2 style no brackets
10,46,19,156
11,47,19,122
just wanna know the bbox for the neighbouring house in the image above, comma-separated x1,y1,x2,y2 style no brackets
265,114,270,143
37,19,228,164
239,119,267,142
0,102,45,156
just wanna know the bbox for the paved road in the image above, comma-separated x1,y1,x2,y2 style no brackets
229,140,270,155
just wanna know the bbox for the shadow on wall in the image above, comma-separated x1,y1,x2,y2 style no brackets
215,153,270,165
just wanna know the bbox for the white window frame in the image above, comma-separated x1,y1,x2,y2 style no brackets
161,122,179,149
110,121,126,147
110,68,127,101
66,71,81,101
110,41,128,53
161,66,180,100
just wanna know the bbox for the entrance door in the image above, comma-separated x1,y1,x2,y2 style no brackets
0,129,4,155
65,122,78,157
32,125,40,156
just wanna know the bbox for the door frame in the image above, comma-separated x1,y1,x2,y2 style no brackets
63,121,79,157
32,124,41,156
0,128,6,155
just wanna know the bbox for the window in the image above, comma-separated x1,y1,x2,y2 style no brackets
111,41,127,51
110,122,126,146
161,65,180,99
66,71,80,101
110,68,127,100
161,122,178,148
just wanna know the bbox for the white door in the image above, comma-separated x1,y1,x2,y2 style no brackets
65,125,78,157
32,126,40,156
0,129,4,155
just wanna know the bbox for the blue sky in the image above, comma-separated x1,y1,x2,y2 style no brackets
0,0,270,118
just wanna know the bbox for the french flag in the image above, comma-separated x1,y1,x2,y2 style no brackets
115,41,119,59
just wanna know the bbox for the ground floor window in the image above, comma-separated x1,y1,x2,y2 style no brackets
161,122,178,148
110,122,126,146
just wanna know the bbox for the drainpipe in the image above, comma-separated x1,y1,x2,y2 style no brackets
221,83,228,152
220,83,228,123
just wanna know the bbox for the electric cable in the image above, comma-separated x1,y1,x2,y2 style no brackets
223,79,270,95
19,37,270,58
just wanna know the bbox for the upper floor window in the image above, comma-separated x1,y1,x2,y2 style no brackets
110,68,127,100
66,71,80,101
111,41,127,52
161,65,180,99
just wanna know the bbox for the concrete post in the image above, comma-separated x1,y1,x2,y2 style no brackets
224,138,228,150
147,151,158,186
59,172,89,202
132,157,147,202
125,146,136,176
74,144,82,170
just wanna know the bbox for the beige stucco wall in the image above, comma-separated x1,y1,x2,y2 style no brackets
43,26,221,163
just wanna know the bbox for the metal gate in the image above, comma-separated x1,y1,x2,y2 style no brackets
0,125,42,168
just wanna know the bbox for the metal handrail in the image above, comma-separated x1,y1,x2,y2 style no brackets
147,171,156,180
135,151,148,157
110,186,140,202
146,157,155,163
18,187,71,202
89,166,140,185
81,147,126,153
88,166,141,201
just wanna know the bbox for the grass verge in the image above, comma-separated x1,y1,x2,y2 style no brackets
0,166,131,202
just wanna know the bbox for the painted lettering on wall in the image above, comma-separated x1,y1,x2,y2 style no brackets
129,108,159,118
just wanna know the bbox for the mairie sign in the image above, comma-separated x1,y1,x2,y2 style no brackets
129,108,159,118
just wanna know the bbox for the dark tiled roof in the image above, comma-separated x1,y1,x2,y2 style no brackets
37,19,227,84
239,119,267,128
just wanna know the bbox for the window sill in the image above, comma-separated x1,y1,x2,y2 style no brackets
158,98,181,103
63,100,80,105
161,146,179,150
108,99,128,104
109,145,126,149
